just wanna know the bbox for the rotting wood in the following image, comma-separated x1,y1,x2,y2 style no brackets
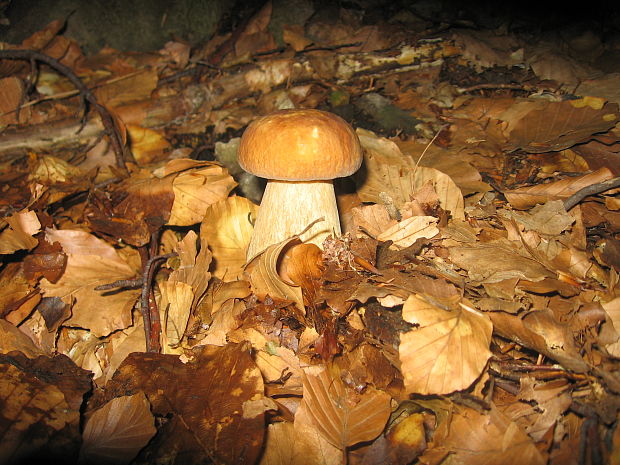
0,40,459,163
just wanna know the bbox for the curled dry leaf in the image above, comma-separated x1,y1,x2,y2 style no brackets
201,196,257,281
250,238,305,312
355,130,465,219
0,210,40,254
166,160,237,226
399,294,492,395
503,167,614,210
300,365,391,451
80,392,156,465
159,231,211,350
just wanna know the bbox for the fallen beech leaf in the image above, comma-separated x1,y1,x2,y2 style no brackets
0,352,91,464
504,98,619,153
301,365,391,450
0,319,44,358
126,124,171,165
503,167,614,209
106,343,265,464
489,309,589,373
377,215,439,249
436,406,547,465
80,392,156,465
167,161,237,226
250,238,305,312
400,295,492,395
40,229,140,337
0,210,40,254
200,196,257,281
355,131,465,219
86,169,175,247
516,378,572,442
508,200,574,236
450,241,552,284
290,405,342,465
159,231,211,350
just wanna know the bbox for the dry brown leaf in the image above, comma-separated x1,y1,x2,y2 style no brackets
0,210,40,254
159,231,211,350
166,160,237,226
431,406,547,465
489,310,589,373
503,98,619,153
40,229,140,338
291,406,343,465
355,130,464,219
515,378,572,442
86,168,175,247
126,125,171,165
503,167,614,209
377,215,439,249
93,68,159,108
300,365,391,450
0,319,44,358
250,238,305,312
507,200,575,236
199,300,246,346
399,295,492,395
0,352,90,463
106,342,265,464
80,392,156,465
200,196,257,281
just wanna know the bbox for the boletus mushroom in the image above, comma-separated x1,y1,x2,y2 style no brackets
238,109,363,262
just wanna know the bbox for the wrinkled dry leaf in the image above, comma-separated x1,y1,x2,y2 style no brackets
400,295,492,395
201,196,257,280
450,240,552,284
0,319,44,358
39,229,140,337
489,309,589,373
80,392,156,465
433,406,547,465
301,365,391,450
355,130,465,219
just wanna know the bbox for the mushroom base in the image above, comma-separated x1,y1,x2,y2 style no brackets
247,180,341,262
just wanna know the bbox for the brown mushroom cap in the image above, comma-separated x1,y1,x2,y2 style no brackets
238,109,363,181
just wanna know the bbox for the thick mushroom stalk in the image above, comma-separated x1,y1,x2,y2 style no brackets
247,180,340,261
238,109,363,263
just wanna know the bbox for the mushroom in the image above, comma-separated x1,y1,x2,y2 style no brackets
238,109,363,262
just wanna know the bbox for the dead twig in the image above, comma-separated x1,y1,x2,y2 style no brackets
0,49,132,175
563,176,620,210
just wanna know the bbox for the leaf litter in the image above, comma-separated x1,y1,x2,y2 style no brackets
1,2,620,464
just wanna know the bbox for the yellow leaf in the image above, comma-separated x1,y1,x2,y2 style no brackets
201,196,257,280
399,295,492,395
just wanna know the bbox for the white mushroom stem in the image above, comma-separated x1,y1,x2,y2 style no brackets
247,180,341,262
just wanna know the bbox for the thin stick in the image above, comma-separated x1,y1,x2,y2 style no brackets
563,176,620,210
